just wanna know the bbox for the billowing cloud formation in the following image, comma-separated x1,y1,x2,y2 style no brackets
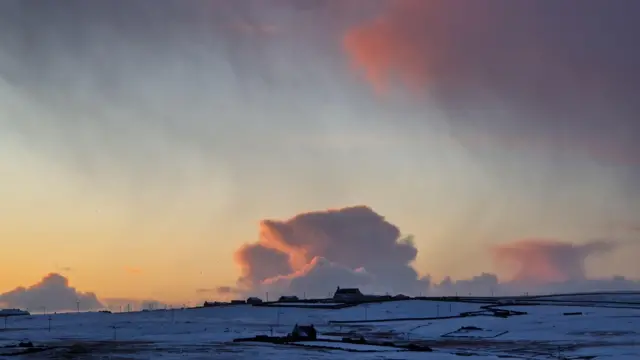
235,244,293,288
344,0,640,164
433,239,639,296
0,273,102,312
223,206,639,299
262,257,377,297
233,206,429,298
493,239,615,284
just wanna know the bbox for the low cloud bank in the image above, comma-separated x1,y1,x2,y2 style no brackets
223,206,639,299
0,273,173,312
0,273,102,312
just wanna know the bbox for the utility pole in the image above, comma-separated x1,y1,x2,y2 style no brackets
276,310,282,326
76,300,80,313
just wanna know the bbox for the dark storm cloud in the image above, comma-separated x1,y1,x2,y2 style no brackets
344,0,640,165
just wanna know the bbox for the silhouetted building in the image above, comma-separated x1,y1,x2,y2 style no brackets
246,297,263,304
278,295,299,302
333,287,365,302
0,309,29,317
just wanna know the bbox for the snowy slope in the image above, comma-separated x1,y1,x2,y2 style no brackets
1,295,638,359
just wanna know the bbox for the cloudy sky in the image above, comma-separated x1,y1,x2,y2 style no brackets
1,0,639,309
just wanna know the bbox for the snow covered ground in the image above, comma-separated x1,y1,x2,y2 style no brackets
1,293,639,359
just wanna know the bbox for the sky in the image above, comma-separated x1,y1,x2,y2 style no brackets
1,0,639,311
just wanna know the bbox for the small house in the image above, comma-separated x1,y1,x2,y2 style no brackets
246,297,263,305
278,295,299,302
333,287,364,302
0,309,30,317
203,301,223,307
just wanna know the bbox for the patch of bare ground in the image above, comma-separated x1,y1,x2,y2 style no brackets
0,328,30,332
28,340,156,359
568,330,636,337
400,338,638,359
323,330,402,341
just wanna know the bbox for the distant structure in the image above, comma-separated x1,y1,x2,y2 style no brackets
0,309,30,317
246,297,263,305
278,295,299,302
203,301,222,307
230,300,246,305
290,324,317,340
333,286,365,302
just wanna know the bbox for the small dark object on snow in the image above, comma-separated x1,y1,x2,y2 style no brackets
342,335,366,344
18,341,33,348
406,343,433,352
278,295,299,302
290,324,317,340
563,312,583,316
460,326,483,331
68,344,90,354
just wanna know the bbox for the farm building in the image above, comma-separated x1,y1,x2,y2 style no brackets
333,287,365,302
